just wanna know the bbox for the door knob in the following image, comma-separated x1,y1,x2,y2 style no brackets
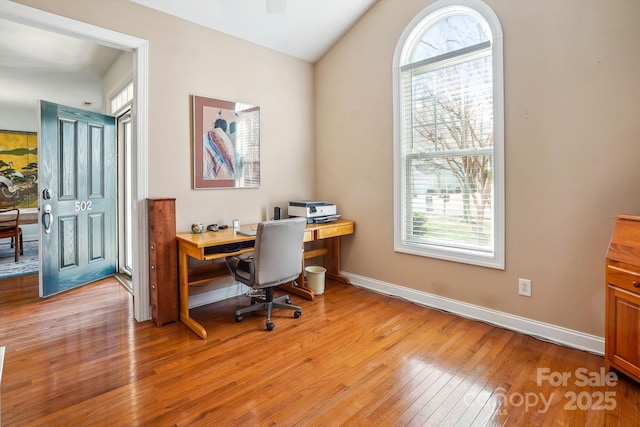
43,204,52,234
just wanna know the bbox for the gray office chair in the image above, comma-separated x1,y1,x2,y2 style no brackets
225,217,307,331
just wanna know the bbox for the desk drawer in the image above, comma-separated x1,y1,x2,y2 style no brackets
303,230,314,243
316,222,354,239
607,261,640,295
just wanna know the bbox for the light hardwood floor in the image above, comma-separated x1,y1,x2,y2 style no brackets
1,274,639,426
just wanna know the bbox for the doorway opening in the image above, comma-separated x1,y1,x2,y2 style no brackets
0,0,150,321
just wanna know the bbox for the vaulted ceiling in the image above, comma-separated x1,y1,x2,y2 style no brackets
130,0,378,63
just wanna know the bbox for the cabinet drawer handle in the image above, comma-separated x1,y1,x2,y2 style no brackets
634,281,640,288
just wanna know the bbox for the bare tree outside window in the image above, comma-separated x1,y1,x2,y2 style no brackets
408,52,493,246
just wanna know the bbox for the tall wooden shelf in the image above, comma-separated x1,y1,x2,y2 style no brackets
147,198,178,326
605,214,640,382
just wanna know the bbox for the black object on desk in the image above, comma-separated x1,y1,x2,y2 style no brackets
203,240,254,255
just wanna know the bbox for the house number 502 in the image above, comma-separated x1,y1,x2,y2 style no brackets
74,201,93,212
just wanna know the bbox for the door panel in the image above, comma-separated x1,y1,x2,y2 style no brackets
89,212,106,261
39,100,116,297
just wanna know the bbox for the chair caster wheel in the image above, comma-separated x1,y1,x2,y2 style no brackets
266,322,275,331
285,298,292,304
236,315,244,322
294,310,302,319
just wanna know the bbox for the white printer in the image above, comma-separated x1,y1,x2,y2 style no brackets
288,200,339,223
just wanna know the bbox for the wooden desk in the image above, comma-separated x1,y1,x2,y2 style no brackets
176,219,355,339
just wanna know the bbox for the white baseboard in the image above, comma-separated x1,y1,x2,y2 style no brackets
342,272,604,355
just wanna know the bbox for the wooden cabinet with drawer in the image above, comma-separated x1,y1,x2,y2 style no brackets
605,214,640,382
147,198,178,326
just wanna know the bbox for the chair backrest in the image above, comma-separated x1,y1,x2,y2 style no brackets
0,207,19,231
252,217,307,288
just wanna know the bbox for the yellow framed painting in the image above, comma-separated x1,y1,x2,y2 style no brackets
0,130,38,208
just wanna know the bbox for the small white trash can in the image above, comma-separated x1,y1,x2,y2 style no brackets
305,266,326,295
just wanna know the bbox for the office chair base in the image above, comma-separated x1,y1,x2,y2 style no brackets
235,293,302,331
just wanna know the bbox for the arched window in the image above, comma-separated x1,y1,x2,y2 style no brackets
393,0,504,269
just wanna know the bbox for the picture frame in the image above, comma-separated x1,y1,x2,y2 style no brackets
0,130,38,208
192,95,260,189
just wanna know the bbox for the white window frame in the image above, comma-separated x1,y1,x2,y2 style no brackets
392,0,505,269
117,110,134,277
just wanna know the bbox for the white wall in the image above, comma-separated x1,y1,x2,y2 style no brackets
102,51,134,113
0,69,104,132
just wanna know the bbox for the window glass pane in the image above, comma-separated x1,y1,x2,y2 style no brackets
124,119,133,272
234,106,260,188
402,51,493,253
406,154,493,252
110,82,134,115
411,15,490,63
406,54,493,152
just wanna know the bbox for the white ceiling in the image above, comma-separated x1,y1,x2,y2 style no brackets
130,0,378,62
0,18,123,115
0,19,121,75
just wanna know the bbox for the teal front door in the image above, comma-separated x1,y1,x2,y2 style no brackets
38,101,117,297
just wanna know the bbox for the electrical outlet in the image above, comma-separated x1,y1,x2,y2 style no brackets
518,278,532,296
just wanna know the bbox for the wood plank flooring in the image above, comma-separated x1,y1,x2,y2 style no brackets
1,274,639,426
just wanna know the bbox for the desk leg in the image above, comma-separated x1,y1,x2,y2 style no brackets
279,280,315,301
280,235,350,299
279,243,316,301
324,236,350,285
278,256,315,301
178,244,207,339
